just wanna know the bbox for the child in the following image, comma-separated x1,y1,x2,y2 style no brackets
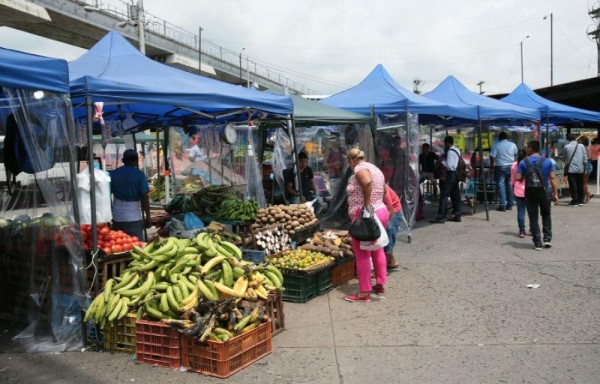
511,148,527,238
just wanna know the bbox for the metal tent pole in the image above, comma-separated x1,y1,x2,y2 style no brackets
477,114,489,221
290,115,303,202
86,97,99,294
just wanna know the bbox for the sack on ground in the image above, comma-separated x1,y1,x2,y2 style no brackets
359,214,389,251
524,158,547,200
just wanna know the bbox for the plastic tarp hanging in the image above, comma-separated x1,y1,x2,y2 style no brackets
273,123,374,227
0,88,84,352
375,114,419,235
244,124,267,208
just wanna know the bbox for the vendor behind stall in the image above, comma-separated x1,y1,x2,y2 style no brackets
110,149,151,239
284,152,323,214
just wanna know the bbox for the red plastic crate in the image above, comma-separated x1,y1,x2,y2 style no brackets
182,320,272,378
332,257,356,287
135,319,182,368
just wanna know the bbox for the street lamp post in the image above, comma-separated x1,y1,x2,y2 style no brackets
520,35,530,83
544,13,553,86
246,56,250,87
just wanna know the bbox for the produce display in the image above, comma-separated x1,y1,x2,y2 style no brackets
84,233,284,330
300,231,353,258
268,249,335,271
166,185,258,221
253,226,291,256
251,204,318,236
0,213,76,248
81,223,143,255
164,298,269,343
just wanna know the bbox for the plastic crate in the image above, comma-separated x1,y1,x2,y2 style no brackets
98,253,133,289
104,313,136,354
331,257,356,287
265,291,285,336
181,320,272,378
317,265,333,294
135,319,182,368
280,265,334,303
241,249,266,264
290,222,320,244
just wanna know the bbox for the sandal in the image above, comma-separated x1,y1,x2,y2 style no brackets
344,293,372,303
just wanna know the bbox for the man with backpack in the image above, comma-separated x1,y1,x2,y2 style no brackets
430,136,462,224
515,140,559,251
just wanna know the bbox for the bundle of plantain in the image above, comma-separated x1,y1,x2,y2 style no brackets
214,199,259,222
150,176,166,202
83,232,284,330
163,298,270,343
204,221,243,245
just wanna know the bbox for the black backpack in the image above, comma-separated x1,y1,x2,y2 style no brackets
524,157,546,200
449,148,467,182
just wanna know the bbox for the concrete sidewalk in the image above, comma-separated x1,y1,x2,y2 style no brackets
1,197,599,383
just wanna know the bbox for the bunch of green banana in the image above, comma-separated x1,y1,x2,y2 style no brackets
150,176,166,201
215,199,259,222
83,234,284,326
163,298,270,343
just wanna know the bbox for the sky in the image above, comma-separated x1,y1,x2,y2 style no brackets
1,0,599,97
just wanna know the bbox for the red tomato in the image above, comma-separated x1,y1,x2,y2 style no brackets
81,224,91,233
103,247,112,255
115,238,123,245
122,243,132,251
112,244,123,253
135,241,144,247
131,236,139,242
100,226,110,235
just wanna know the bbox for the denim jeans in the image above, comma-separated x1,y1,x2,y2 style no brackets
515,196,526,233
383,211,402,254
525,193,552,246
494,165,514,208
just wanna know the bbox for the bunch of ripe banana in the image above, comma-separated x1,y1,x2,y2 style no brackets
214,198,259,222
83,233,283,328
163,298,270,343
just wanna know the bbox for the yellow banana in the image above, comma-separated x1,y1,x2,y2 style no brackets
214,281,243,298
200,255,227,274
221,261,234,287
255,284,270,300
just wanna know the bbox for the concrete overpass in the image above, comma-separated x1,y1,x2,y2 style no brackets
0,0,310,94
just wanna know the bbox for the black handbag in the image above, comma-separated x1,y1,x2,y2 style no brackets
348,207,381,241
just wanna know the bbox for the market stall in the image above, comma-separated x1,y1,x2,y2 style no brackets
424,76,540,219
0,47,84,352
321,65,478,238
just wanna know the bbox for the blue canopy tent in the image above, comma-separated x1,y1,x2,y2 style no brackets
0,47,85,352
320,65,480,239
69,31,293,119
321,64,478,119
69,31,294,263
501,83,600,152
424,75,540,219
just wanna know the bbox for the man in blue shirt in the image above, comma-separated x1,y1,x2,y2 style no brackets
110,149,151,239
516,140,559,251
490,132,518,212
430,136,462,224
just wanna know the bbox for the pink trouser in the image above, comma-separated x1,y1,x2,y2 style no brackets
351,207,390,293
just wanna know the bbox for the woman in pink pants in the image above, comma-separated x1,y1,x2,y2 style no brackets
345,148,389,303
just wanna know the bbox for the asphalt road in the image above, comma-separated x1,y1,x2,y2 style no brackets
1,195,599,383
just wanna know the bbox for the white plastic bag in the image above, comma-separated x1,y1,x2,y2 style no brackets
359,213,389,251
76,168,112,224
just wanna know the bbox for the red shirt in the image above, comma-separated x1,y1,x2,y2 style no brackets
384,185,402,213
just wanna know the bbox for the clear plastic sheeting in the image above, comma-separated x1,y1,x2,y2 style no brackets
375,113,420,234
168,124,266,202
0,88,84,352
273,123,373,228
